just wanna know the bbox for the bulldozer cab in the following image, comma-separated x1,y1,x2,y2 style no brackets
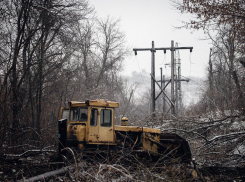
59,100,119,146
87,107,115,144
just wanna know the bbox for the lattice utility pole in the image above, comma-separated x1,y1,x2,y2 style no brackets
158,75,189,114
133,40,192,115
174,42,190,114
170,41,192,114
160,68,166,113
175,43,179,113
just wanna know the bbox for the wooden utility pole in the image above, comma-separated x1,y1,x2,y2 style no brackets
133,41,156,115
171,41,175,114
162,74,166,113
151,41,156,114
133,40,193,115
208,48,213,89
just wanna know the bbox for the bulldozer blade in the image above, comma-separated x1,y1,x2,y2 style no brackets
159,133,192,163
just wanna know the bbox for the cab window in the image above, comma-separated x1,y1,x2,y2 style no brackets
69,107,88,121
79,107,88,121
61,109,69,119
70,108,79,121
100,109,112,127
90,108,98,126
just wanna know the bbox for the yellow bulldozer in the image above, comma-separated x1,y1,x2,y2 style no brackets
58,99,192,163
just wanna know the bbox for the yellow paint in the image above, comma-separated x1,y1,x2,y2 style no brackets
115,125,143,132
86,107,99,143
86,107,115,144
98,108,114,143
69,101,86,107
77,125,86,142
69,99,119,108
86,99,119,108
121,117,129,126
141,133,160,153
67,125,86,142
88,142,117,145
143,127,161,134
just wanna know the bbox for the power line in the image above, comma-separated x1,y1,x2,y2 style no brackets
135,55,148,91
133,40,193,115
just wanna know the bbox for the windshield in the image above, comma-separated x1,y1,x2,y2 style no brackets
70,107,88,121
100,109,112,127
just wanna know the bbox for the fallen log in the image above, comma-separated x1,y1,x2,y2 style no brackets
5,149,56,160
18,165,76,182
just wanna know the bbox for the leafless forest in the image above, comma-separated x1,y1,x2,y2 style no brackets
0,0,245,181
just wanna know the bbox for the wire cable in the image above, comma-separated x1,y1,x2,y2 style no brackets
189,53,193,78
189,52,194,64
159,52,166,66
135,55,148,91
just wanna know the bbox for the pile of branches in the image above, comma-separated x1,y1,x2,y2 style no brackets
1,147,197,182
4,146,245,181
160,114,245,167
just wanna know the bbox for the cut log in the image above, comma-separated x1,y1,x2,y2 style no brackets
18,165,75,182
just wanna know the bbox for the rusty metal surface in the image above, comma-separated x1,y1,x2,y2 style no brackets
86,99,119,108
159,133,192,162
69,99,119,108
114,125,143,132
143,127,161,134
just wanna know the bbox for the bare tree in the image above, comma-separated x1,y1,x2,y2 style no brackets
70,16,129,100
0,0,92,150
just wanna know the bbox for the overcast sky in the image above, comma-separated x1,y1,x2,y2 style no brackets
89,0,211,103
89,0,211,78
